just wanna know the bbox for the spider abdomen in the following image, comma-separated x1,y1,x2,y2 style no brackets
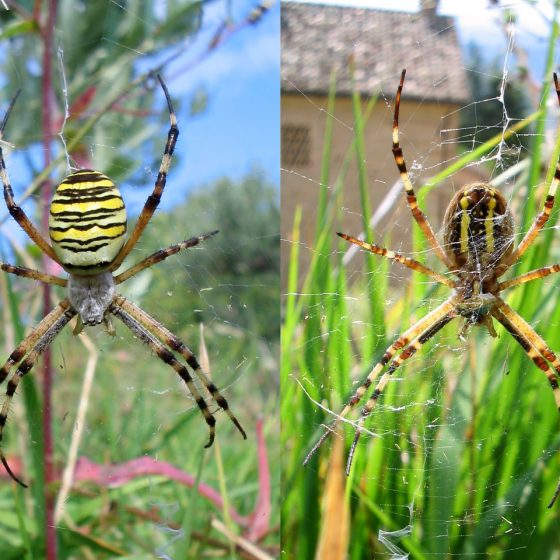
443,183,514,273
49,170,127,275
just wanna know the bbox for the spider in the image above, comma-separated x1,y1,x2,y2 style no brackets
304,69,560,508
0,75,246,487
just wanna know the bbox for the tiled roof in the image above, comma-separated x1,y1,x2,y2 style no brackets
281,1,468,103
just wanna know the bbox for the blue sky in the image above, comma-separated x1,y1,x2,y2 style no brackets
165,0,280,204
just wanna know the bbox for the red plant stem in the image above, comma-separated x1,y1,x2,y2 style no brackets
41,1,58,559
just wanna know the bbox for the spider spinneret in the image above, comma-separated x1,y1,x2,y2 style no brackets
304,69,560,509
0,75,246,488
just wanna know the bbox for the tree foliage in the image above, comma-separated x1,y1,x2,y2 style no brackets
142,170,280,343
0,0,202,181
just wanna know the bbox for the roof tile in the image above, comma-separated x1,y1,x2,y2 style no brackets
281,1,468,103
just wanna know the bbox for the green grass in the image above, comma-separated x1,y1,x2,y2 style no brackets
281,65,560,558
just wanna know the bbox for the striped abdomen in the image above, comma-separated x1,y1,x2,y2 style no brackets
49,170,127,275
443,183,514,272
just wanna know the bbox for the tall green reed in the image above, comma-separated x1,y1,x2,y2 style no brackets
282,62,560,558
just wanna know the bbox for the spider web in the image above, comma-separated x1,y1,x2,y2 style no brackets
282,1,560,558
0,1,279,558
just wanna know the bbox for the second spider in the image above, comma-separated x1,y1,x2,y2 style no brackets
305,70,560,508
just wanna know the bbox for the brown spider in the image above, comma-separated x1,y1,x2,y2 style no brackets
305,70,560,508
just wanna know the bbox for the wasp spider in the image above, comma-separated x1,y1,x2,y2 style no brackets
304,70,560,508
0,75,246,487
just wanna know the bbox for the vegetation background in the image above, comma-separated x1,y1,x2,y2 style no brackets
0,1,279,559
281,2,560,559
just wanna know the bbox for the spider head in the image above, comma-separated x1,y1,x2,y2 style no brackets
67,272,115,327
443,183,514,276
49,169,127,275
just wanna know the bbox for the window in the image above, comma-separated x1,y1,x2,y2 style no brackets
282,124,310,167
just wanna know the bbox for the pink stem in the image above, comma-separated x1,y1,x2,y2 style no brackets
40,1,57,558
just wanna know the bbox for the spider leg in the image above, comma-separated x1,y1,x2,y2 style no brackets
112,295,246,438
492,298,560,391
345,311,456,474
491,298,560,508
109,301,219,448
303,297,457,466
0,300,72,386
337,232,455,287
114,230,219,285
0,92,61,265
1,262,67,287
109,75,178,272
498,264,560,291
392,69,453,269
0,300,75,486
498,74,560,276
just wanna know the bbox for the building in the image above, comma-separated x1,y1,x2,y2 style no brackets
281,1,476,282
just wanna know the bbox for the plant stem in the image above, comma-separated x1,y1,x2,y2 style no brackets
41,1,58,558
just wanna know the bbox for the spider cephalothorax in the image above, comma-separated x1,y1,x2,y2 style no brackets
0,76,246,487
305,69,560,508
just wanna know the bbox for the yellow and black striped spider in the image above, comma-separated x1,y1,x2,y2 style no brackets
304,70,560,508
0,75,246,487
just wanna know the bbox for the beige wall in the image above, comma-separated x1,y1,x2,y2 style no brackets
281,92,485,285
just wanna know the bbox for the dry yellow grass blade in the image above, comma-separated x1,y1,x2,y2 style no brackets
315,430,350,560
